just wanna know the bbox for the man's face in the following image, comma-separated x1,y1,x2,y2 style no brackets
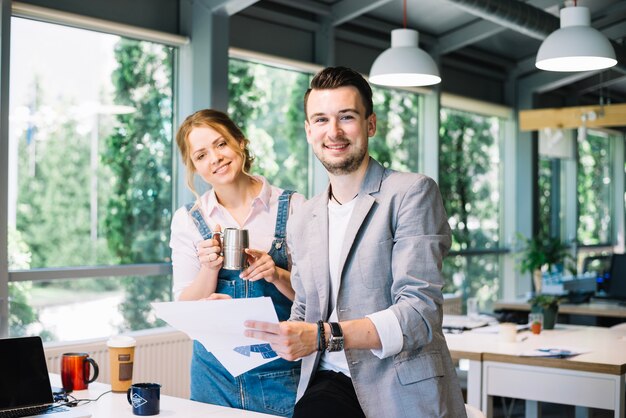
304,86,376,176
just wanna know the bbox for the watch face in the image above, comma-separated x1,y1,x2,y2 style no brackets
327,322,344,352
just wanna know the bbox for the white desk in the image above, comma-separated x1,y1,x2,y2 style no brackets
50,375,279,417
494,299,626,319
446,325,626,418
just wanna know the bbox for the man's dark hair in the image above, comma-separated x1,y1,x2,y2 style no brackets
304,66,373,118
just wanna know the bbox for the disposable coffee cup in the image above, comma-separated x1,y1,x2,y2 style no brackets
499,322,517,343
107,335,136,392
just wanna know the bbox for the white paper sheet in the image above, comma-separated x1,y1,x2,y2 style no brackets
152,297,280,376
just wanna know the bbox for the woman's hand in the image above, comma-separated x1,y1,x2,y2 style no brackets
197,224,223,271
200,293,232,301
242,249,278,283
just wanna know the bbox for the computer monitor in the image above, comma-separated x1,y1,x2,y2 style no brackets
607,253,626,302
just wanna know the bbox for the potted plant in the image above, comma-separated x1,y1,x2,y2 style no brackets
517,233,576,294
528,294,561,329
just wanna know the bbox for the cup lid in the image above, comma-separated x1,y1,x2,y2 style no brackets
107,335,136,347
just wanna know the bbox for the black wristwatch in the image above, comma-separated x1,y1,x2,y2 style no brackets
326,322,344,352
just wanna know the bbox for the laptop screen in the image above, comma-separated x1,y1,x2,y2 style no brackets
0,336,54,410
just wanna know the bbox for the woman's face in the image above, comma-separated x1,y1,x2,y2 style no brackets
187,126,244,187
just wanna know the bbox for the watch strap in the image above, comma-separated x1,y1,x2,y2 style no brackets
326,322,344,352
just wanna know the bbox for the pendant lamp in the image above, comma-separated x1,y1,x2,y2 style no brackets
369,0,440,87
535,5,617,72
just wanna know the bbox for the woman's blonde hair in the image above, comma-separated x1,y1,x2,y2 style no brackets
175,109,254,203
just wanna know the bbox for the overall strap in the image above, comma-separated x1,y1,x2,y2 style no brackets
273,190,295,239
185,202,213,240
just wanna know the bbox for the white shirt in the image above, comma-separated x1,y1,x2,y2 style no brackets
169,176,305,300
320,197,404,376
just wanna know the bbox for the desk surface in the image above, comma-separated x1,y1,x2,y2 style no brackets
494,299,626,318
446,324,626,375
50,375,278,418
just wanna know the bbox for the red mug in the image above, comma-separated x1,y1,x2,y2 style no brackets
61,352,99,392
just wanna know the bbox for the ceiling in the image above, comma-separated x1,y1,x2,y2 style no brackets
246,0,626,108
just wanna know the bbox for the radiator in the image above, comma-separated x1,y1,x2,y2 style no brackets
44,327,192,398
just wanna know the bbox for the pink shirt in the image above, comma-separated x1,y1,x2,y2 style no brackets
170,176,305,300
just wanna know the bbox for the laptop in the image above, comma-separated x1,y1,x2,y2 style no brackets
0,336,91,418
442,314,489,332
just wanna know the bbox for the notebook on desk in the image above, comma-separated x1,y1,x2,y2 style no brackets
0,336,91,418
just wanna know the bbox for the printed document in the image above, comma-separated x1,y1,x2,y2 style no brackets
152,297,280,376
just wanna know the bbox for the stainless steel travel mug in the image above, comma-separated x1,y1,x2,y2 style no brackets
215,228,249,270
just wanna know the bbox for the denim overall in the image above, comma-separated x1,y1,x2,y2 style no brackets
185,190,300,417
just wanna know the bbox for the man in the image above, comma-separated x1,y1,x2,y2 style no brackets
244,66,466,417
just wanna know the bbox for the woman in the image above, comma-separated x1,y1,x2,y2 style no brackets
170,109,304,417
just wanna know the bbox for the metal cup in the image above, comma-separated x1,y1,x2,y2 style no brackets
214,228,249,270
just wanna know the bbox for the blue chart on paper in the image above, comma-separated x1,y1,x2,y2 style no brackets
233,343,278,359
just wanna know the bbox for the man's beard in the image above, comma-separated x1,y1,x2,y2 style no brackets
316,144,367,176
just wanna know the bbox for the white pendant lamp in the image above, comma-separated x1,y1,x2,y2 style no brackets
535,5,617,72
369,0,440,87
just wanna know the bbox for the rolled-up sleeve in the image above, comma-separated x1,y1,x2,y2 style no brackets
367,309,403,358
170,207,202,301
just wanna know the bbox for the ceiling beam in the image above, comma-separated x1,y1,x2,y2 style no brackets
512,55,538,78
348,15,437,46
454,0,626,95
520,69,604,96
239,5,320,31
574,72,626,96
435,19,505,55
454,46,515,70
435,0,553,56
440,0,557,41
202,0,261,16
331,0,393,27
603,21,626,42
335,28,389,50
265,0,331,16
519,103,626,131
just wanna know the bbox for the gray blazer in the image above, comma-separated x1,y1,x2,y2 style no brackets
288,158,467,418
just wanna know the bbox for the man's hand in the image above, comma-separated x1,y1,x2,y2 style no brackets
244,320,318,361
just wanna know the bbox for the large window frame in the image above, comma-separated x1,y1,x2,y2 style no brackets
537,127,626,269
0,3,188,337
438,95,511,310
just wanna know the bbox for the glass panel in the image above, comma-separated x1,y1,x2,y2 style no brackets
577,130,612,245
443,254,501,311
9,276,172,342
439,108,502,251
9,18,174,269
538,158,554,239
370,87,420,172
228,59,311,196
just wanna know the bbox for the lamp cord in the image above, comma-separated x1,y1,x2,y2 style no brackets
403,0,407,28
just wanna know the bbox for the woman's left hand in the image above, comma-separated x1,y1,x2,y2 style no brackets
242,249,278,283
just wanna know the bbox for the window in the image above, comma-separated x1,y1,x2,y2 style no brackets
369,87,420,172
537,158,557,239
578,130,613,246
538,129,616,273
439,107,503,307
7,17,175,341
228,59,311,195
